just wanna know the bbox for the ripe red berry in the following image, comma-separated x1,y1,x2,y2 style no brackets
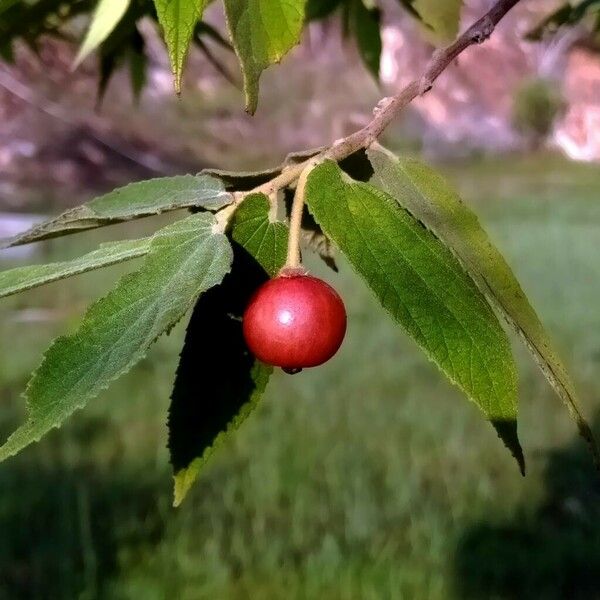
243,272,347,371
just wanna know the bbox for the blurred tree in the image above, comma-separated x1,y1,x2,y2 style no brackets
512,78,565,149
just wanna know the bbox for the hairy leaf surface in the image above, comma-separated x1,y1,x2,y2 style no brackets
4,175,231,248
368,145,599,465
0,214,232,462
0,238,150,299
306,160,522,468
153,0,209,92
74,0,131,67
231,193,288,276
223,0,306,113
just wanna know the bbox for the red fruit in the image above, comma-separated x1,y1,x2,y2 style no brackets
243,273,347,370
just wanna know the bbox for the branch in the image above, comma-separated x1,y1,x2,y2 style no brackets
251,0,521,198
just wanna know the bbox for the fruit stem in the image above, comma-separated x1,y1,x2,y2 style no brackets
285,161,318,269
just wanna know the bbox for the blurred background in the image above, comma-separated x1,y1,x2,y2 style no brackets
1,0,600,598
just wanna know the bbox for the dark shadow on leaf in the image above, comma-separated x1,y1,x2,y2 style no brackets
339,149,374,182
168,242,269,473
454,412,600,600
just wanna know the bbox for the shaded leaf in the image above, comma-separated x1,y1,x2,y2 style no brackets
4,175,232,248
73,0,131,68
368,145,599,466
0,0,95,48
306,160,523,469
195,20,234,51
306,0,341,20
0,0,20,17
0,213,233,462
202,166,283,191
170,194,287,504
525,3,572,40
128,27,147,101
525,1,600,41
153,0,209,93
349,0,381,79
97,45,120,103
413,0,463,42
396,0,422,20
169,242,272,506
303,227,339,272
339,148,374,182
94,2,144,103
0,38,14,61
201,147,324,191
223,0,306,114
230,193,288,276
0,237,150,299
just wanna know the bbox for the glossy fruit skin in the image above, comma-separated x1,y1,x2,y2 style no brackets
243,274,347,370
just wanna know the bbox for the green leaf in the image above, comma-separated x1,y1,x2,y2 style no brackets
0,0,20,18
170,194,287,504
4,174,232,248
0,238,150,299
223,0,307,114
306,0,341,20
230,193,288,276
169,242,272,506
367,145,600,467
128,27,147,101
93,2,144,103
153,0,209,93
0,213,232,462
73,0,131,68
306,160,523,469
349,0,381,79
525,3,572,40
525,1,600,41
396,0,421,20
201,147,325,191
202,166,282,191
413,0,463,42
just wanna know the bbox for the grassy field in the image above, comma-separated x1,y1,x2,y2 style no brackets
1,153,599,599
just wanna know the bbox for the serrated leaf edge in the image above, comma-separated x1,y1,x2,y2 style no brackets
0,215,233,462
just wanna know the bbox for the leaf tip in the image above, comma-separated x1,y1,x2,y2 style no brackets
172,461,201,507
174,76,182,96
492,419,525,476
244,96,257,115
71,52,85,71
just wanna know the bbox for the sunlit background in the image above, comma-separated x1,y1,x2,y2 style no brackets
1,0,599,598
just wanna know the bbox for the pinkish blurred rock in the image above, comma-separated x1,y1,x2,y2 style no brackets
380,0,600,159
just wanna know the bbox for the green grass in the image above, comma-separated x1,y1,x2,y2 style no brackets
1,153,599,599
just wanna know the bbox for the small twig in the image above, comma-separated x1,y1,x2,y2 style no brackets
249,0,521,199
